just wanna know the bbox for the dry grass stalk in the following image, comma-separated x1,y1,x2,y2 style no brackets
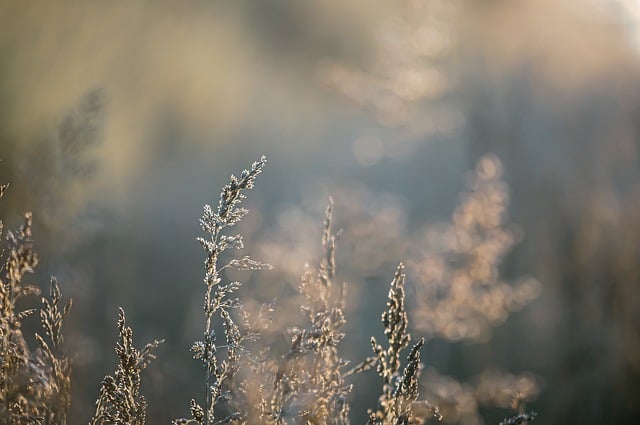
1,185,72,424
89,308,163,425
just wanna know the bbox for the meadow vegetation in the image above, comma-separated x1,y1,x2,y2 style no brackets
0,156,537,424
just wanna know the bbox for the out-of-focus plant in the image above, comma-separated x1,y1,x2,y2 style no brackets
247,200,353,424
322,0,456,125
410,154,540,342
321,0,461,165
19,89,106,241
406,154,540,424
250,153,541,425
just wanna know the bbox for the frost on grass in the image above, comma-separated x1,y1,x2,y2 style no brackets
89,308,163,425
366,264,440,425
1,184,73,424
498,412,536,425
176,156,271,425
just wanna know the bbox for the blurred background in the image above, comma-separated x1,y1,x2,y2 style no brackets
1,0,639,423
